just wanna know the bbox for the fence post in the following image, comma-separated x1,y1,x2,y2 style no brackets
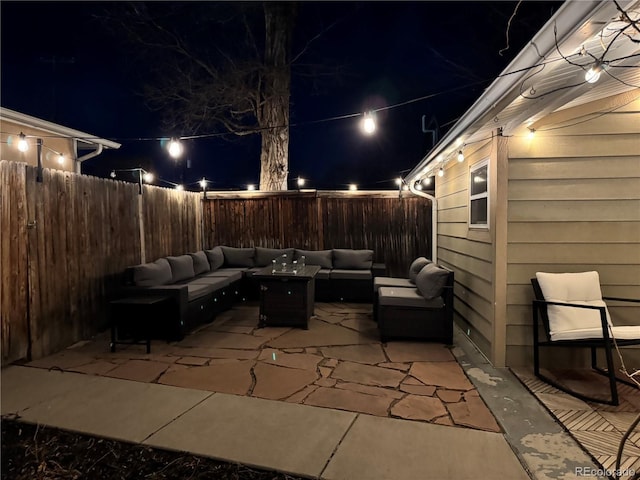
138,190,146,263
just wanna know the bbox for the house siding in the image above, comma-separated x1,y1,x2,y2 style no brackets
504,96,640,367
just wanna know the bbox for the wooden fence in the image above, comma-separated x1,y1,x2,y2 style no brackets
204,191,433,277
1,161,431,365
0,161,203,365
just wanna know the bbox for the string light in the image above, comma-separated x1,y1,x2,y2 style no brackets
438,167,444,177
527,128,536,139
167,138,183,158
585,62,602,84
175,184,184,191
297,177,305,188
361,112,376,135
457,150,464,162
247,184,255,191
395,177,402,186
349,183,358,191
143,172,154,183
17,132,28,152
57,153,65,165
199,178,207,189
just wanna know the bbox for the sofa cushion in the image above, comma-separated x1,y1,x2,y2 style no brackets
166,255,195,283
202,269,243,284
330,269,373,280
221,246,255,267
315,268,331,280
333,249,373,269
132,258,173,287
205,246,224,271
189,251,210,276
186,283,215,301
374,277,414,292
378,287,445,309
295,249,333,269
415,263,450,300
187,276,229,289
255,247,295,267
409,257,432,284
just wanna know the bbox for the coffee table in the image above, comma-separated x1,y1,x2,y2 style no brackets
253,264,321,329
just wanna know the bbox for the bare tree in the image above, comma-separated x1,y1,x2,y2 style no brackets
108,2,297,190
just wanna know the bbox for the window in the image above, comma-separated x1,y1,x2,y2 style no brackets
469,160,489,228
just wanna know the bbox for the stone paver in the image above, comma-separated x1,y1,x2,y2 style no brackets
258,349,322,371
399,384,437,396
332,361,405,388
104,360,169,383
158,360,254,395
315,377,337,387
173,347,259,360
409,361,474,391
437,389,464,403
336,382,404,399
180,331,266,350
340,318,378,335
391,394,447,421
176,356,209,366
267,319,375,348
378,362,410,371
384,342,455,363
252,363,318,400
447,396,501,432
285,385,318,403
305,386,393,416
320,344,386,364
69,360,119,376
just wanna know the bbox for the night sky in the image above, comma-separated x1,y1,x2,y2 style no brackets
1,1,562,191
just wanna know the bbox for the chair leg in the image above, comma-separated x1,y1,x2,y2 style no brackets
603,342,619,406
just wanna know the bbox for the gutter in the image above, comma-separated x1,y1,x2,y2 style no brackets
404,0,612,185
75,143,104,174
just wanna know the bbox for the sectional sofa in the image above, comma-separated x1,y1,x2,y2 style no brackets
120,246,385,340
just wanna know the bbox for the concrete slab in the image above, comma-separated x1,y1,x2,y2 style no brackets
157,360,254,394
6,369,211,443
322,414,530,480
145,393,356,478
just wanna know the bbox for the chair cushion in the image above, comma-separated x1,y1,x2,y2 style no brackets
378,287,444,309
330,269,372,280
205,246,225,271
333,249,373,269
409,257,432,283
255,247,295,267
221,246,255,267
374,277,414,292
132,258,172,287
415,263,450,299
166,255,196,283
295,249,333,269
536,271,611,336
189,251,210,275
551,325,640,342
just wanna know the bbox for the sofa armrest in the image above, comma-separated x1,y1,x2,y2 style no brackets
372,263,387,277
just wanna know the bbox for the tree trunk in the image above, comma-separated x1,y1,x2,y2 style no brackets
259,3,296,191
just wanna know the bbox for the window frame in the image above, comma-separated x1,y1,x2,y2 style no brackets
469,158,489,229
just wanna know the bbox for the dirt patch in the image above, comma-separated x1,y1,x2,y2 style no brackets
1,417,304,480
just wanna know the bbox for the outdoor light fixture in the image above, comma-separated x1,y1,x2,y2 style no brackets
17,133,28,152
167,138,183,158
585,62,602,84
349,183,358,191
457,150,464,162
361,112,376,135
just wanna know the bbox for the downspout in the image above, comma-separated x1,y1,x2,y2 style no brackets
407,187,438,264
74,143,103,174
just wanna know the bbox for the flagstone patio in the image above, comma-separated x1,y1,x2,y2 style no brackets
24,302,500,433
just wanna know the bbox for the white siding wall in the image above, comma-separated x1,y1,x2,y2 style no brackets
505,96,640,367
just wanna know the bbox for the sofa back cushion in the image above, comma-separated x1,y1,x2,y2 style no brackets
294,249,333,269
333,249,373,270
415,263,450,300
255,247,295,267
409,257,432,283
221,246,255,267
166,255,196,283
132,258,173,287
189,251,210,275
205,246,224,271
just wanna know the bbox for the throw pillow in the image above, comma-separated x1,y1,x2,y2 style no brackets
166,255,195,283
415,263,450,299
333,249,373,269
189,251,210,275
294,249,333,269
221,246,255,267
205,246,224,271
409,257,432,284
132,258,172,287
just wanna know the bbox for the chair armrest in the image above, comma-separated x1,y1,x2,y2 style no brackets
532,299,610,339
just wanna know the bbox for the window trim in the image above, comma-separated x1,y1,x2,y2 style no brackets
469,158,489,229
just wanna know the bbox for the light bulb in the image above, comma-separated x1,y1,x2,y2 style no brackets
423,177,432,185
247,184,255,191
361,113,376,135
110,170,116,178
395,177,402,186
297,177,305,187
585,63,602,84
175,184,184,191
168,138,183,158
457,151,464,162
527,128,536,139
438,167,444,177
415,183,423,191
143,172,154,183
17,133,28,152
57,153,65,165
349,184,358,191
199,178,207,189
